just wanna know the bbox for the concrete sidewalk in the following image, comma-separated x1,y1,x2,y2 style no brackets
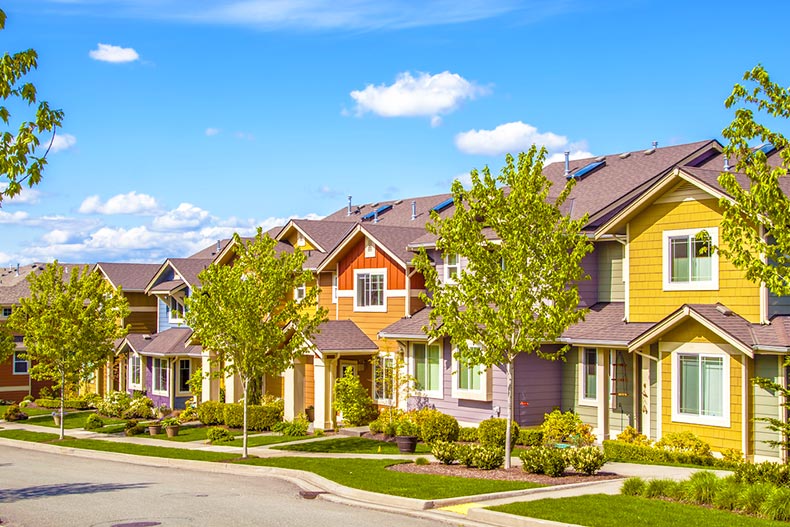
0,419,726,527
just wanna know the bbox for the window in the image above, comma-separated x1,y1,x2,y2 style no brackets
412,343,442,396
458,360,482,391
129,354,142,388
152,358,169,395
294,283,306,302
663,228,718,291
671,349,730,427
1,307,11,318
12,351,28,375
580,348,597,403
169,295,185,321
297,233,306,247
364,237,376,258
373,355,394,401
354,269,386,311
178,359,191,394
444,254,460,283
451,344,491,401
331,272,338,304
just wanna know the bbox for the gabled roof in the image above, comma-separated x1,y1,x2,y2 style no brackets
145,258,212,294
94,262,161,292
0,263,87,305
212,227,290,266
561,302,653,347
276,219,354,254
189,239,233,259
315,223,427,272
378,307,440,340
119,327,201,357
322,192,456,227
307,320,378,353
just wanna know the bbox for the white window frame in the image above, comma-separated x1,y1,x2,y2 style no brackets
670,346,730,428
662,227,719,291
353,268,387,312
129,353,143,389
410,342,443,398
444,254,461,284
578,347,598,405
294,283,306,302
177,358,192,395
12,351,28,375
1,306,12,318
451,344,491,402
152,358,169,396
373,355,394,404
331,272,338,304
168,295,186,323
364,237,376,258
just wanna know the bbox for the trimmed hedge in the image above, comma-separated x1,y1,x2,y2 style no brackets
420,412,459,444
34,398,90,410
200,399,284,430
602,440,731,468
198,401,225,425
478,418,519,450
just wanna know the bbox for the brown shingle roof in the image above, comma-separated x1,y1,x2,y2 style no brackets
95,262,161,292
131,327,201,357
0,263,88,305
379,307,439,339
168,258,213,287
309,320,378,352
189,239,233,259
562,303,653,345
322,192,456,227
147,279,186,294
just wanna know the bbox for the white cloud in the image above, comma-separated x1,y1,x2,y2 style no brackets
0,183,41,204
0,210,29,224
152,203,211,231
49,133,77,153
205,128,220,136
89,43,140,63
545,149,594,165
350,71,488,122
455,121,572,156
42,229,77,245
79,192,160,215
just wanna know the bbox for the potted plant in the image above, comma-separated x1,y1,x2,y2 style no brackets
52,410,64,426
394,419,419,454
148,420,162,436
161,417,180,438
305,405,315,422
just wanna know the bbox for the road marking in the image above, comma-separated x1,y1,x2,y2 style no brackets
438,502,481,515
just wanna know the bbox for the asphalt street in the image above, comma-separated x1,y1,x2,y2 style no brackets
0,445,447,527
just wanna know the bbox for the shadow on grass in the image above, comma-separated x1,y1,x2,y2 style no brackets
0,481,152,503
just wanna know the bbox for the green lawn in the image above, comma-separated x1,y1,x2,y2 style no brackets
27,411,125,430
225,433,315,447
272,437,432,454
0,405,58,418
147,425,243,443
488,494,788,527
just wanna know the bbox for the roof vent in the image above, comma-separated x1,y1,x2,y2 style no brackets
361,204,393,222
723,156,730,172
394,199,403,205
619,152,631,159
411,200,417,221
347,195,352,216
216,239,221,253
644,141,658,155
15,263,19,277
563,151,570,177
595,155,606,162
143,334,152,340
716,304,733,316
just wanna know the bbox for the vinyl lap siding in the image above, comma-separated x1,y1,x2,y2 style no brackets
597,241,624,302
753,355,783,459
561,352,597,428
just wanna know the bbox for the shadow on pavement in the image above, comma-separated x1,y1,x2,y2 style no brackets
0,481,153,503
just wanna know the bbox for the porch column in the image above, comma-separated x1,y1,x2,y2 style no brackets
283,358,305,421
200,351,219,403
596,349,609,441
169,359,176,409
224,371,243,403
119,357,126,393
313,356,330,430
640,352,651,439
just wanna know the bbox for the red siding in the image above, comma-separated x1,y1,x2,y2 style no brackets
338,238,405,290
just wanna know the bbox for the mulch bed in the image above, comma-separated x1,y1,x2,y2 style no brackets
388,462,622,485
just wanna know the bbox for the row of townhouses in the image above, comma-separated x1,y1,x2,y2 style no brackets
2,138,788,462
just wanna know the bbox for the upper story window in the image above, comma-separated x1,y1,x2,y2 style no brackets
169,295,186,322
354,269,386,312
444,254,460,283
663,228,719,291
1,307,11,318
13,351,28,375
294,283,306,302
331,272,338,304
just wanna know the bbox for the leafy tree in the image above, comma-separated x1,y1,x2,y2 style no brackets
186,228,327,458
0,323,13,364
414,147,593,467
7,262,129,439
0,9,64,205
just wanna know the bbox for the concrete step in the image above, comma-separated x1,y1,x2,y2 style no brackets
336,426,368,437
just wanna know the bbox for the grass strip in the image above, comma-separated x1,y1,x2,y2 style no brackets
0,405,56,418
225,433,313,447
488,494,787,527
27,411,125,430
272,436,432,454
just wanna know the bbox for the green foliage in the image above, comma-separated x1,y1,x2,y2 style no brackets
474,446,505,470
566,446,605,475
414,147,593,468
721,448,744,464
655,431,711,457
95,391,132,417
458,427,478,442
540,410,593,445
178,406,199,423
34,398,89,410
160,417,179,427
478,418,519,450
713,476,743,511
519,445,567,477
419,411,459,444
278,414,309,436
369,407,402,435
121,396,153,419
3,404,27,421
395,418,419,437
761,486,790,521
83,413,104,430
333,374,376,426
186,228,327,458
643,479,680,500
124,419,144,436
431,440,458,465
517,428,543,447
206,426,235,444
0,326,14,365
223,403,244,428
734,460,790,486
197,401,225,425
247,399,284,430
456,443,477,467
414,456,430,466
616,426,651,446
0,9,64,207
737,483,774,515
602,440,722,468
620,477,646,496
681,471,719,505
186,368,203,398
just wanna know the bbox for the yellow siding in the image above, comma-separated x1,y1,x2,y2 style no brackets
659,320,744,452
337,297,404,352
317,272,334,309
629,198,760,323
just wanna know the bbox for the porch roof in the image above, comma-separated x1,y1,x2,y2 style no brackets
308,320,378,353
147,279,186,294
378,307,440,340
561,302,653,347
119,328,202,358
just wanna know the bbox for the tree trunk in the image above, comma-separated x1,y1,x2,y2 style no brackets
242,378,249,459
59,369,65,441
505,359,513,469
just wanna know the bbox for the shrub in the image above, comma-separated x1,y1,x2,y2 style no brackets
519,446,548,474
207,427,235,444
621,477,646,496
178,406,199,423
519,445,567,477
517,428,543,447
396,419,419,437
95,391,132,417
420,412,459,444
734,461,790,486
540,409,583,444
478,418,519,450
737,482,774,515
368,419,385,434
681,471,719,505
280,414,310,436
223,403,244,428
474,446,505,470
721,448,743,464
456,444,477,467
247,399,284,430
643,479,680,500
415,457,430,466
34,398,61,408
333,375,377,426
84,414,104,430
542,447,568,477
121,396,154,419
655,431,711,457
124,419,144,436
602,440,720,467
431,440,458,465
616,426,651,446
567,446,606,475
198,401,225,426
18,400,29,408
713,476,743,511
3,404,27,421
761,486,790,521
82,393,102,408
22,394,34,403
458,427,478,443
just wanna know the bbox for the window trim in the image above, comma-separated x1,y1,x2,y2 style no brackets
12,351,28,375
353,268,387,312
176,358,191,396
670,346,730,428
128,353,143,389
451,344,491,401
294,283,306,302
1,306,12,318
410,342,443,398
372,354,394,405
331,272,338,304
443,254,461,284
152,358,169,396
578,347,598,406
168,295,186,323
662,227,719,291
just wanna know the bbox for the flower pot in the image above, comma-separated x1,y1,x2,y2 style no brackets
52,413,62,426
165,425,180,438
305,407,315,422
148,424,162,436
395,435,418,454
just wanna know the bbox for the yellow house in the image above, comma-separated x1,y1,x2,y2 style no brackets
592,160,789,461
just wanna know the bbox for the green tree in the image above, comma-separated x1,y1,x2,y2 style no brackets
7,262,129,439
186,228,327,458
0,325,14,364
0,9,64,205
414,147,593,468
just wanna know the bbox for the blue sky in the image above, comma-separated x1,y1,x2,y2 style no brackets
2,0,789,266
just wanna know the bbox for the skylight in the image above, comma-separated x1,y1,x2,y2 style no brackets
568,160,605,180
756,143,776,156
361,204,393,221
431,197,454,213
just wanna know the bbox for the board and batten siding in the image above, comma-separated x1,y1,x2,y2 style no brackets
597,241,625,302
753,354,783,460
561,350,598,429
337,238,406,290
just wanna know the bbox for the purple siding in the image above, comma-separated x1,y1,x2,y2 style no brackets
577,250,598,308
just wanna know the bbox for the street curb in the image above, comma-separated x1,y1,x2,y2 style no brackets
468,508,582,527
